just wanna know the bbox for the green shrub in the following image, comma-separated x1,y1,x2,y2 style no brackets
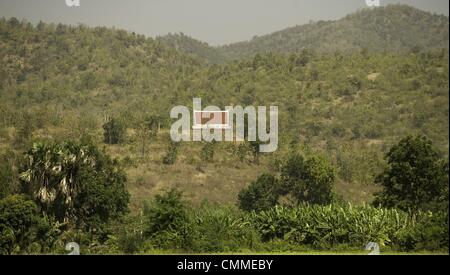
281,154,335,205
373,135,448,212
189,205,260,253
162,140,180,165
143,189,191,249
142,194,261,253
33,214,63,253
103,118,125,145
0,195,39,254
201,141,216,162
0,150,19,199
118,230,144,254
238,174,281,212
395,211,449,251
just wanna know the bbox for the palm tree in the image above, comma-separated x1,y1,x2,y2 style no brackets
20,141,95,223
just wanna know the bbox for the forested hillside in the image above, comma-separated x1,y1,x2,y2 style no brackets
159,5,449,63
0,4,448,255
0,16,203,121
157,33,224,64
1,15,448,207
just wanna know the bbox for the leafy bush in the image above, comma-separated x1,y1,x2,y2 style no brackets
281,154,335,205
239,153,336,212
118,231,144,254
188,205,260,253
143,189,191,249
0,195,38,254
162,140,180,165
115,216,145,254
33,214,63,253
395,211,449,251
142,193,260,253
373,135,448,212
238,174,281,212
74,155,130,231
0,151,18,199
235,143,249,163
201,141,216,162
103,118,125,145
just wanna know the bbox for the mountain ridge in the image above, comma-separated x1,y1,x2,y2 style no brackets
158,4,449,63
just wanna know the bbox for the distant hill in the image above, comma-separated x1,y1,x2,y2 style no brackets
0,10,448,206
156,33,224,64
159,5,449,63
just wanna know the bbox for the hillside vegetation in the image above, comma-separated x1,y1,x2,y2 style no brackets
0,4,448,254
159,5,449,63
0,14,448,208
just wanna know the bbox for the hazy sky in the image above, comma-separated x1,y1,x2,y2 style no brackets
0,0,448,45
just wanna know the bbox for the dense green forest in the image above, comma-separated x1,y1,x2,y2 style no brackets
0,5,448,254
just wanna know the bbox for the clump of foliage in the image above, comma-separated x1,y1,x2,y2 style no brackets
394,211,449,251
0,151,19,199
19,141,129,231
188,204,260,253
0,195,38,254
162,140,180,165
280,154,335,205
141,191,260,253
238,153,336,211
201,141,216,162
143,189,191,250
373,135,449,212
103,118,126,145
238,174,280,212
249,140,262,164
